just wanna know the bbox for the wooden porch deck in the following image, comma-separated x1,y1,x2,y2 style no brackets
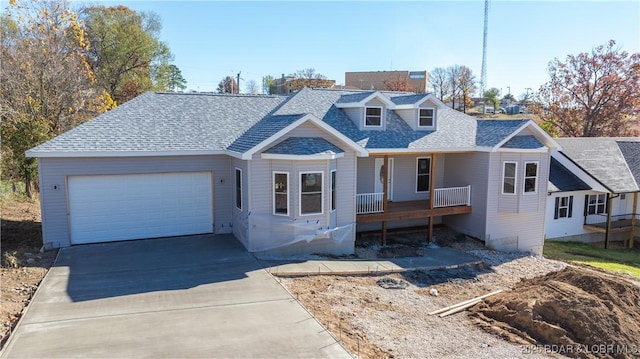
584,219,638,233
356,200,472,224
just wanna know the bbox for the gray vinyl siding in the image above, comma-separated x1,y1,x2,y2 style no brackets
356,154,444,202
343,107,362,130
442,152,490,240
38,155,231,249
394,109,415,129
247,129,358,253
485,151,550,254
356,157,376,194
497,152,546,213
231,158,249,248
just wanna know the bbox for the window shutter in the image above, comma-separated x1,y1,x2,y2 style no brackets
584,195,589,216
605,193,610,214
568,196,573,218
554,197,560,219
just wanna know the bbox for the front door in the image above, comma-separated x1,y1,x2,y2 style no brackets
374,158,393,201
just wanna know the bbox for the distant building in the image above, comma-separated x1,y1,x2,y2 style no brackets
273,73,336,95
345,70,430,93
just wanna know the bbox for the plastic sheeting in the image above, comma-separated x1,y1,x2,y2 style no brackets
247,213,355,252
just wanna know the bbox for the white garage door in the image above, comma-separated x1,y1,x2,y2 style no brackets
68,172,213,245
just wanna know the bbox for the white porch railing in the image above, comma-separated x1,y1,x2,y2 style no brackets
433,185,471,208
356,186,471,214
356,192,384,214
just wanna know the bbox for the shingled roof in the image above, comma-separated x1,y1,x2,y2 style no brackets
555,137,640,193
27,88,551,157
28,92,286,155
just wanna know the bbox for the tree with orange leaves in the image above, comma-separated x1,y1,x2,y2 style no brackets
538,40,640,137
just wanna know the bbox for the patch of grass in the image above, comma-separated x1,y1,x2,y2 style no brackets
544,241,640,279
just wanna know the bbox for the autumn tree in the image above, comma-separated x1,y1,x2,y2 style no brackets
262,75,275,95
81,5,173,103
430,67,450,101
483,88,501,112
287,68,334,91
457,66,476,113
384,77,413,92
217,76,238,94
0,0,110,197
538,40,640,137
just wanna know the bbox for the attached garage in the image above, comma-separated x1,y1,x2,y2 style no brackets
67,172,214,245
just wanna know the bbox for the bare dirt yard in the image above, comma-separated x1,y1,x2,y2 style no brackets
0,199,57,349
279,229,640,359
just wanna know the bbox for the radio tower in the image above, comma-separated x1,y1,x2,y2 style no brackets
480,0,489,97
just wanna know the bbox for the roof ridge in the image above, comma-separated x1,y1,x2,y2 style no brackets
153,91,283,99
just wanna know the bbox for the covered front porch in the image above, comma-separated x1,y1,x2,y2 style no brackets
355,154,472,244
583,192,639,248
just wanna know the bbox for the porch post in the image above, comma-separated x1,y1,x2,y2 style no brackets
382,155,389,246
605,193,612,249
631,192,638,248
428,153,436,242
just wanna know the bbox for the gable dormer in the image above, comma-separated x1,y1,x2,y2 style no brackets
335,91,394,131
391,94,446,131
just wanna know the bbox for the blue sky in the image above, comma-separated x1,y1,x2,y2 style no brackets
96,1,638,98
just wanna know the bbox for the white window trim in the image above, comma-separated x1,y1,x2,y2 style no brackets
235,168,243,210
502,161,517,195
587,194,607,215
556,195,571,219
299,171,324,216
363,106,383,128
330,169,336,212
523,161,539,195
416,157,431,193
417,107,436,128
273,171,289,216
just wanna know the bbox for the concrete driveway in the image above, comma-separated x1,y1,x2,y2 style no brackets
1,234,350,358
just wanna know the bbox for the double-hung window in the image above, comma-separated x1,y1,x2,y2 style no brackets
586,194,607,215
235,168,242,210
273,172,289,215
502,162,517,194
418,108,434,127
523,162,538,194
554,195,573,219
365,107,382,127
300,172,323,215
416,158,431,192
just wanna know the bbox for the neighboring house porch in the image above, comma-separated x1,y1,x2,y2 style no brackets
547,138,640,248
583,192,640,247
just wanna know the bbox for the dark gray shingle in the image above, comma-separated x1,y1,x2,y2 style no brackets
556,137,640,193
617,141,640,187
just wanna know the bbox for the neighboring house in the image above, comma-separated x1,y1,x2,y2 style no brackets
546,138,640,247
345,71,429,93
27,88,559,256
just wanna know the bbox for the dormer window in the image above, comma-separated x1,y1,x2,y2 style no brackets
365,107,382,127
418,108,435,127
